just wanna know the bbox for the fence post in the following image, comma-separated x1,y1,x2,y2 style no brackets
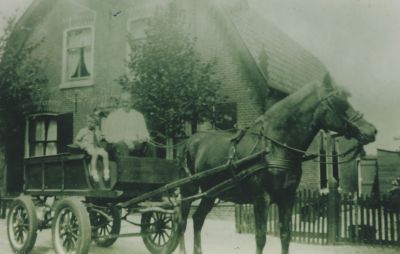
327,177,339,244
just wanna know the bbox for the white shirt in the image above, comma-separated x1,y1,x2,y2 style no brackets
102,108,150,144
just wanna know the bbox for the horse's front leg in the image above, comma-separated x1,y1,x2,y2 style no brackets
192,197,215,254
253,192,271,254
277,193,295,254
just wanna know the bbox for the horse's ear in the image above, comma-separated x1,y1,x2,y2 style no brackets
323,73,333,90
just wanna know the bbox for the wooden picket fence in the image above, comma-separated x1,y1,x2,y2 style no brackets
235,188,400,246
339,194,400,244
235,189,329,244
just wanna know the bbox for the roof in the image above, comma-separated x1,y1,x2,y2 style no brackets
227,6,327,94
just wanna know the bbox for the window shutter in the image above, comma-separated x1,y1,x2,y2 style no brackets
57,112,74,153
28,118,36,157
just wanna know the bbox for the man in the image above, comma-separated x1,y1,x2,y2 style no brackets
102,92,150,157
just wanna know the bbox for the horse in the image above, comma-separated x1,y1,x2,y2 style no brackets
175,74,377,254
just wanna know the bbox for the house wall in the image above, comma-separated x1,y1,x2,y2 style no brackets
358,156,378,195
336,137,359,193
185,1,264,127
26,0,167,137
299,134,359,193
24,0,268,136
377,149,400,193
299,136,322,190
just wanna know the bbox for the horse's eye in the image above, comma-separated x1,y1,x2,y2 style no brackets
331,97,349,113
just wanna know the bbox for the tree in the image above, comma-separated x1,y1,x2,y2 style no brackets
118,3,221,141
0,17,48,191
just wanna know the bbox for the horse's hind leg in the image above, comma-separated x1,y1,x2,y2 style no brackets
277,193,295,254
177,183,198,254
192,197,216,254
254,192,271,254
176,199,192,254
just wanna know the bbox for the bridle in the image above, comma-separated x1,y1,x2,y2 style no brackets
315,88,364,138
241,87,365,167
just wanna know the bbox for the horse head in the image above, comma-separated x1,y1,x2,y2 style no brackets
314,74,377,145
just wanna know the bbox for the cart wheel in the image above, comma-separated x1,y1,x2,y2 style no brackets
141,211,179,254
90,206,121,247
52,198,91,254
7,196,38,253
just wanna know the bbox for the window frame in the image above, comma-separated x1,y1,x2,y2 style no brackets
319,132,328,189
24,112,74,158
213,102,238,130
25,114,59,158
60,25,95,89
126,17,149,73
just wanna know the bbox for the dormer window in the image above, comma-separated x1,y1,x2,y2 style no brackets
61,27,94,88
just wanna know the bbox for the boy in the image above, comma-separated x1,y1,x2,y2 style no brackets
76,114,110,182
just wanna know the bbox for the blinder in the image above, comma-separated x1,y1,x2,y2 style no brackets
318,89,364,138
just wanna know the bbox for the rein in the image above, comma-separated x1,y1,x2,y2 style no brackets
247,130,362,164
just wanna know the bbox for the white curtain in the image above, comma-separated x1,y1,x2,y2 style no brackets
47,120,57,141
46,120,58,155
66,28,92,79
35,121,45,141
34,120,45,156
35,143,44,157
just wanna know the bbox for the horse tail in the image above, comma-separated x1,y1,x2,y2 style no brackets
177,139,199,198
178,141,193,177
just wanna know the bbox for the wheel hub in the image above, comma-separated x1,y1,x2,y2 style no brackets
154,220,165,232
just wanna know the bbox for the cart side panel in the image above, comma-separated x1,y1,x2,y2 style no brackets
26,163,42,189
63,157,89,190
44,161,63,189
25,154,90,192
116,157,181,185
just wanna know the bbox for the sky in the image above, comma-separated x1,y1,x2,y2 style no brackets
0,0,399,154
249,0,400,154
0,0,31,27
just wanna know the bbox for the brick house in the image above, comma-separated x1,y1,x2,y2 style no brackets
2,0,358,194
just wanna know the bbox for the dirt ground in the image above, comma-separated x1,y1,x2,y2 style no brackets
1,216,400,254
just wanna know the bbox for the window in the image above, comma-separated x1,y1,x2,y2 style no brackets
213,102,237,130
332,138,340,185
29,116,58,157
26,113,73,157
61,27,94,88
127,18,148,59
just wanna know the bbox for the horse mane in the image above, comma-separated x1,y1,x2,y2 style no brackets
259,75,351,124
261,81,321,121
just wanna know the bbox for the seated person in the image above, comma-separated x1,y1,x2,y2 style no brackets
76,114,110,182
102,92,150,157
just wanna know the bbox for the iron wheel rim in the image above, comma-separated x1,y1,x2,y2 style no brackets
92,210,113,238
8,204,30,249
146,212,174,248
54,207,80,254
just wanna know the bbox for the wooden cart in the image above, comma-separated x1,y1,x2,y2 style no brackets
7,152,182,254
